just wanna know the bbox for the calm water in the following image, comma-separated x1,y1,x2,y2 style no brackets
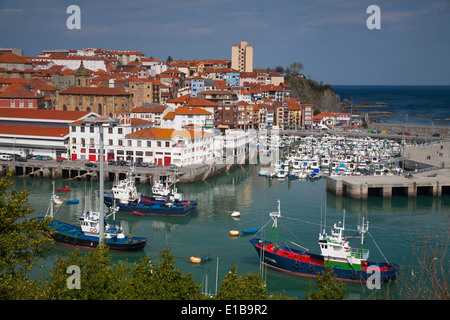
12,165,450,299
333,85,450,126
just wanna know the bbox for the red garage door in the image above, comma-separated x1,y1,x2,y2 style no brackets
164,156,171,166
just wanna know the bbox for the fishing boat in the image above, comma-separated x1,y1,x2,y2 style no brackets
102,171,198,217
67,199,80,204
36,116,147,252
57,186,71,192
249,200,400,283
37,186,147,251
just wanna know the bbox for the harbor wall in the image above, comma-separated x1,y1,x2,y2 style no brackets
326,170,450,200
0,159,245,184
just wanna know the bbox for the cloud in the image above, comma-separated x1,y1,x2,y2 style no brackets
0,8,24,14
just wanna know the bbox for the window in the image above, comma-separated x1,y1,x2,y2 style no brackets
118,128,123,134
80,126,85,133
72,138,77,144
147,141,151,147
108,139,113,146
90,127,94,133
137,141,141,147
108,128,113,134
165,142,170,148
71,126,76,132
157,141,161,147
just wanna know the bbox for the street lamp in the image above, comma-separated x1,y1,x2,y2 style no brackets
82,116,121,243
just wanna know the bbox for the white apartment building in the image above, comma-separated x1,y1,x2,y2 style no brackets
161,106,214,131
68,114,152,162
125,127,214,167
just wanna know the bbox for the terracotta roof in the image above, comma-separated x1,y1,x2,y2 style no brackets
131,105,167,113
166,94,217,106
0,87,44,99
0,108,92,120
0,124,69,137
59,86,130,96
175,106,212,115
163,112,175,119
126,127,212,140
0,52,31,64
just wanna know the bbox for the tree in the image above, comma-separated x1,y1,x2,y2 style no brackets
0,173,53,299
214,264,291,300
289,62,303,75
166,56,174,64
40,245,204,300
304,267,347,300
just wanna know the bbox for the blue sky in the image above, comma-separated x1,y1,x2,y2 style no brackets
1,0,449,85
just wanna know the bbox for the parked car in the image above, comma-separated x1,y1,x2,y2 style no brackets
85,162,98,168
57,157,67,162
41,156,53,160
147,162,159,168
432,133,440,137
16,156,27,162
0,154,13,161
168,164,178,171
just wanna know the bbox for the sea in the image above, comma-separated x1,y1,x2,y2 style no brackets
11,85,450,301
333,85,450,126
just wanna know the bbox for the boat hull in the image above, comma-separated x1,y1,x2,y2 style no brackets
38,218,147,252
249,238,399,283
103,193,198,217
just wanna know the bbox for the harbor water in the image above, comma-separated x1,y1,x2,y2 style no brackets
13,164,450,299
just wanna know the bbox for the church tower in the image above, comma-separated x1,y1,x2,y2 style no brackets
75,61,90,87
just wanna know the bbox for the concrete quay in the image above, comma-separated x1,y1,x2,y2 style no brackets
326,169,450,200
326,141,450,200
0,159,239,185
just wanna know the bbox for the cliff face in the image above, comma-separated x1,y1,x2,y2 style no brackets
285,76,342,112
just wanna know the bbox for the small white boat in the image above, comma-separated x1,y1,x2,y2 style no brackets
231,211,240,217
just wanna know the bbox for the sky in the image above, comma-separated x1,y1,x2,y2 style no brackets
1,0,450,85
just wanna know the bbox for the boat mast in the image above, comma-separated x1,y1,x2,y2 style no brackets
83,116,121,243
269,199,281,249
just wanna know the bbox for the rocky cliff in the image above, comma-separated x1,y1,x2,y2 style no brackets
285,75,342,112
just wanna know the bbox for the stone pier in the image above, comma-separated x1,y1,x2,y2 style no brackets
326,169,450,200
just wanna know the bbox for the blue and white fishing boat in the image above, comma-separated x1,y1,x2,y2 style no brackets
249,200,400,283
102,171,198,217
37,183,147,251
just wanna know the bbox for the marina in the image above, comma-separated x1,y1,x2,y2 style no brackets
4,129,450,298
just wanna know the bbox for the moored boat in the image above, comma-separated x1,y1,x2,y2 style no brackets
249,200,400,283
102,171,198,217
37,187,147,252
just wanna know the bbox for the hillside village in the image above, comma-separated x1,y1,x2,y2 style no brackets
0,43,354,167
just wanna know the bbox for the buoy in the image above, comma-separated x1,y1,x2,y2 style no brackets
190,256,201,264
231,211,240,217
229,230,239,236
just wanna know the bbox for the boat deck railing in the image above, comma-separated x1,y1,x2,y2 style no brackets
350,248,369,260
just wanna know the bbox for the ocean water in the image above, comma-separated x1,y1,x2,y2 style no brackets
333,85,450,126
12,164,450,300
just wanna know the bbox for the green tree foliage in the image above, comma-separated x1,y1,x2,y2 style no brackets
0,173,53,299
40,245,204,300
214,264,291,300
304,267,347,300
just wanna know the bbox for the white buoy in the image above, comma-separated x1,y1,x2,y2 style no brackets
231,211,240,217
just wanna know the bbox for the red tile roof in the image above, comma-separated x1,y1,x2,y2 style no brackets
0,52,32,64
175,106,212,115
0,124,69,137
0,87,44,99
0,108,92,120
